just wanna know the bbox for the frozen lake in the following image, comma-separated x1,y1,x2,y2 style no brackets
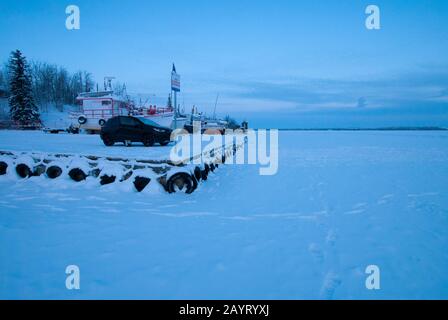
0,130,447,299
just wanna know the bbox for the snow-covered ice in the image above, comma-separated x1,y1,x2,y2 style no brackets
0,130,172,160
0,130,448,299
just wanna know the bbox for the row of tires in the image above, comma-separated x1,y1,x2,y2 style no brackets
0,152,230,194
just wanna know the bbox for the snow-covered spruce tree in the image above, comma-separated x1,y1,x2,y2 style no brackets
8,50,40,127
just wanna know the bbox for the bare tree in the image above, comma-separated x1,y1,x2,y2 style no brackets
28,61,94,111
83,71,93,93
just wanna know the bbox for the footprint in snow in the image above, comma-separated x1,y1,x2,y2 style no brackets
377,194,394,205
342,202,369,215
159,204,179,208
353,202,367,209
325,230,337,246
308,243,324,263
407,192,439,198
320,272,342,300
343,208,365,215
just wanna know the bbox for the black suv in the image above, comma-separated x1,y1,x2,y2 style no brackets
100,116,172,147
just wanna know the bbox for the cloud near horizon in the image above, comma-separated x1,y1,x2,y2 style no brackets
216,65,448,111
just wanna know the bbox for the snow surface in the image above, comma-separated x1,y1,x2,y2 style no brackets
39,105,80,130
0,130,448,299
0,130,172,160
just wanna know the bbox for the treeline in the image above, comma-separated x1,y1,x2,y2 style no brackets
0,57,94,112
29,62,94,111
0,68,7,98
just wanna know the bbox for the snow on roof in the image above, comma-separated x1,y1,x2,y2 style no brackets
78,91,113,98
76,91,126,101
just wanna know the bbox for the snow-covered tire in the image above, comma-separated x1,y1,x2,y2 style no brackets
98,119,106,126
133,176,151,192
69,168,87,182
16,164,32,178
201,169,208,181
100,174,116,185
0,161,7,175
167,172,195,194
194,166,202,181
33,164,46,176
192,174,198,191
78,116,87,125
46,165,62,179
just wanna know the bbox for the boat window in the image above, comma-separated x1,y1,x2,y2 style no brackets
102,100,112,106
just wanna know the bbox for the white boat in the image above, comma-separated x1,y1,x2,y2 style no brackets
131,106,187,129
70,91,129,132
71,91,188,132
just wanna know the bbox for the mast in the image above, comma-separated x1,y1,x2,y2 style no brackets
174,89,177,128
213,93,219,120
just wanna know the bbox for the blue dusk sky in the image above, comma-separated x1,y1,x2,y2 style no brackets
1,0,448,128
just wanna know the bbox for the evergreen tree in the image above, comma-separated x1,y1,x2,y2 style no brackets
8,50,40,126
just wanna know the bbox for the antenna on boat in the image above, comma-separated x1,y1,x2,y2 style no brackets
213,93,219,120
104,76,115,91
182,93,185,114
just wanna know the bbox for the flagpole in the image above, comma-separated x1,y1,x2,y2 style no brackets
174,90,177,129
172,63,179,129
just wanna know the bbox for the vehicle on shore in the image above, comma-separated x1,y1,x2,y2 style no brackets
100,116,172,147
